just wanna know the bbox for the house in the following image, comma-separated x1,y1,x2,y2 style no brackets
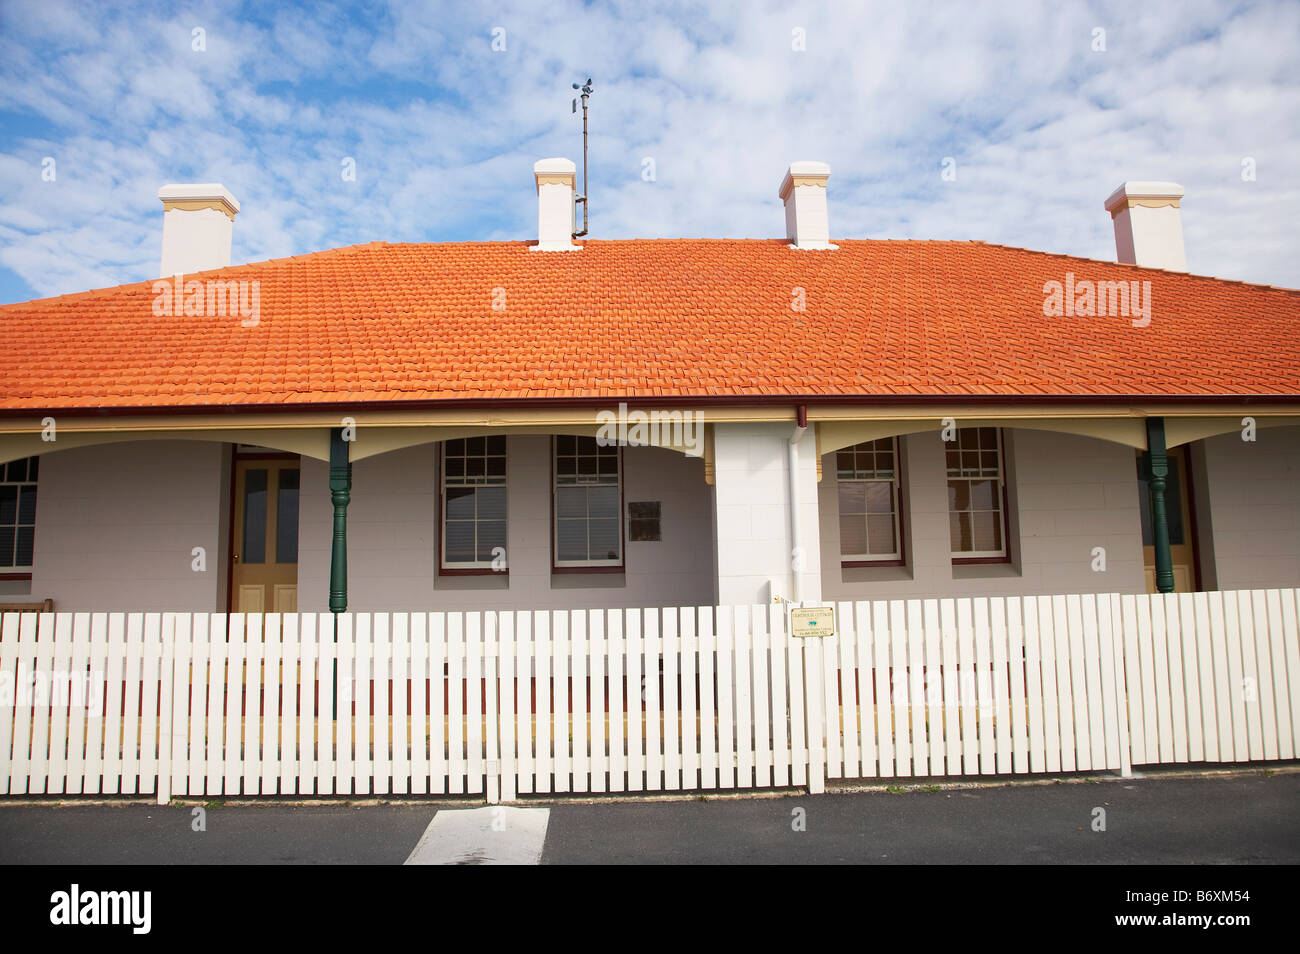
0,160,1297,617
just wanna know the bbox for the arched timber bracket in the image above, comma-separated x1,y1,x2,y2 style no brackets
347,423,710,463
814,416,1150,481
0,427,332,467
1163,415,1300,449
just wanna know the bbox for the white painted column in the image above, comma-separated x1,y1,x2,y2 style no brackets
711,422,822,607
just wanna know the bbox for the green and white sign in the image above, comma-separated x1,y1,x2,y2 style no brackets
790,606,835,638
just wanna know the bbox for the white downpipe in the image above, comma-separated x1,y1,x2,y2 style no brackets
788,423,807,604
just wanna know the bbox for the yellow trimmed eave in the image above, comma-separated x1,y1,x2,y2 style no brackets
0,403,1296,471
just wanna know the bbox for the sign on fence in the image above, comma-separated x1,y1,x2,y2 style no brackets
790,606,835,638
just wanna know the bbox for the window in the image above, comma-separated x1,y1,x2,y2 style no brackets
836,438,903,563
554,435,621,567
946,427,1007,560
440,437,507,570
0,456,38,571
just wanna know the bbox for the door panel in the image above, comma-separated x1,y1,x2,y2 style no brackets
1138,446,1197,593
232,460,300,612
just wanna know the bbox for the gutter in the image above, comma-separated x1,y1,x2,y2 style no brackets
0,392,1298,421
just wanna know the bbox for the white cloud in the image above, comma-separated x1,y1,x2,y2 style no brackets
0,0,1297,303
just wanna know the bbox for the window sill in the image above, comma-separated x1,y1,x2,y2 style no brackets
551,571,627,590
840,563,913,585
434,570,509,591
951,561,1021,581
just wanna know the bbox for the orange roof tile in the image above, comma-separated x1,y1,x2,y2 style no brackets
1,238,1298,412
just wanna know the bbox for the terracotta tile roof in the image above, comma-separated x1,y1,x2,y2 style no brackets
1,238,1297,411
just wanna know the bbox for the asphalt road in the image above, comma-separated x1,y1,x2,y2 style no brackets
1,770,1296,865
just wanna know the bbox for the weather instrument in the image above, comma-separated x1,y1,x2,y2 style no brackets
570,78,593,239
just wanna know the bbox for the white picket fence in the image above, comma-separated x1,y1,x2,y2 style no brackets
1,589,1297,803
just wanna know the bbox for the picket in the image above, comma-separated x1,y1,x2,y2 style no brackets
1279,590,1300,757
46,613,73,794
606,609,625,793
587,610,604,794
263,614,282,794
836,602,859,779
29,613,58,794
1266,590,1294,760
626,609,643,791
67,614,93,795
894,600,915,779
1242,592,1270,761
532,610,550,795
872,601,893,777
852,601,876,778
203,615,223,795
392,613,410,796
716,606,735,790
353,614,372,795
499,611,517,802
316,614,335,796
410,613,428,796
427,613,445,796
1221,592,1249,762
698,608,716,789
1148,594,1174,765
1255,591,1282,761
1176,593,1203,762
1161,595,1189,763
0,614,19,794
662,608,681,790
678,608,696,790
335,613,355,796
483,613,499,803
447,613,465,795
906,599,928,777
139,613,162,797
287,613,307,795
374,613,392,795
1022,597,1046,773
279,614,297,794
2,587,1298,802
769,603,791,785
733,607,753,788
644,609,662,792
570,610,589,793
243,614,262,795
990,599,1012,774
1095,595,1121,771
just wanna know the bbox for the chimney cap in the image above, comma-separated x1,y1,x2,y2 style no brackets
158,183,240,216
533,157,576,176
779,161,831,200
1104,180,1183,213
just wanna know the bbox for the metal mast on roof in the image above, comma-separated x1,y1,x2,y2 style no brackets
571,77,593,238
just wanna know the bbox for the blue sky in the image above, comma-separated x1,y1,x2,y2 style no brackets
1,0,1298,304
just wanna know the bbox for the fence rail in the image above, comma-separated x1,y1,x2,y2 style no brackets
1,589,1297,803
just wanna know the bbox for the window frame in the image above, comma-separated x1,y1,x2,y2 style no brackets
551,435,625,572
0,455,38,578
946,427,1011,564
836,437,906,568
438,436,509,575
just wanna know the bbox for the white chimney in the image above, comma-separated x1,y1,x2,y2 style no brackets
779,161,836,250
158,183,240,277
1104,181,1187,272
532,158,579,251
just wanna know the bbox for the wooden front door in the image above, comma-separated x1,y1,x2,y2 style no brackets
232,459,300,612
1137,445,1197,593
